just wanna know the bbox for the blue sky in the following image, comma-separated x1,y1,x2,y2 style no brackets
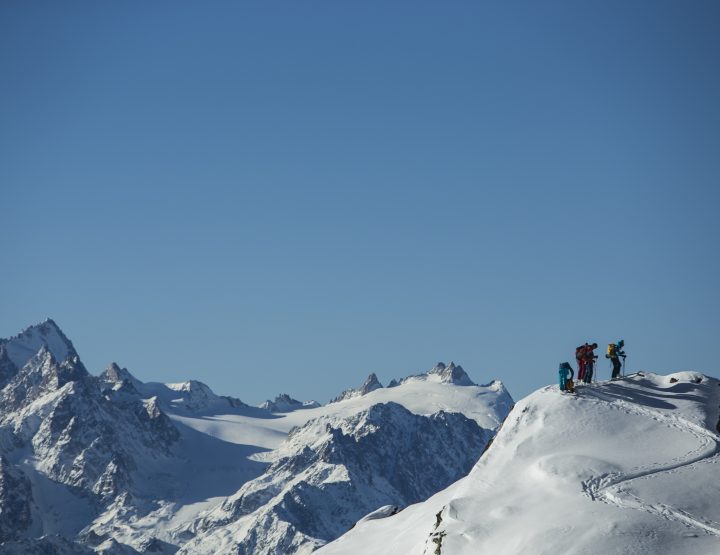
2,1,719,404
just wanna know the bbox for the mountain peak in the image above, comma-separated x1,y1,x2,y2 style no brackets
0,319,77,374
260,393,320,412
429,361,474,386
100,363,142,387
330,372,384,404
360,373,383,394
389,362,476,387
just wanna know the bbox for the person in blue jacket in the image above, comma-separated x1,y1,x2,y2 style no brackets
558,362,574,392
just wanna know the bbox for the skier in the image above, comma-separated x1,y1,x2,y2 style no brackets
558,362,575,393
575,344,587,382
583,343,598,383
606,340,626,379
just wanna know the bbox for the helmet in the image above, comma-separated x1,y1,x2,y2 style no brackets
618,339,625,347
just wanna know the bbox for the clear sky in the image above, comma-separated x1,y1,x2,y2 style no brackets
2,1,719,405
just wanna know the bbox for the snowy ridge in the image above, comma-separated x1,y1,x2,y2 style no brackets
319,372,720,555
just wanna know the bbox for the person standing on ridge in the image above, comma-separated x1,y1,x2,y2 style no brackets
558,362,575,393
583,343,598,383
606,340,626,379
576,344,588,382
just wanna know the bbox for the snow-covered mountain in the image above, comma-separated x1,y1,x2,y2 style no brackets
177,402,491,554
318,371,720,555
0,320,512,554
259,393,320,412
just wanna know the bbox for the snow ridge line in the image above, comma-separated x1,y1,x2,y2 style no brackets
580,383,720,536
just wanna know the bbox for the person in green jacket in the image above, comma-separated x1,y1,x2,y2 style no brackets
606,340,626,379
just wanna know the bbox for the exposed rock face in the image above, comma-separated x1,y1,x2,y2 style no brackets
0,455,34,542
330,373,384,403
430,362,474,386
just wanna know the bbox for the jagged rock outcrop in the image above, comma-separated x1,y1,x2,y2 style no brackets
330,373,383,403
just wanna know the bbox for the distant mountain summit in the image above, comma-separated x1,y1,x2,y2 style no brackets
0,319,78,388
330,372,384,403
387,361,475,387
260,393,320,412
428,361,474,385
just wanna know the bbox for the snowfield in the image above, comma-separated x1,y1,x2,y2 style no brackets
318,371,720,555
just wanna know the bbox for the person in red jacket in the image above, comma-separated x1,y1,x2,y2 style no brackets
583,343,598,383
576,344,588,382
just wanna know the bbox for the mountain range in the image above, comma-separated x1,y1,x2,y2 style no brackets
0,320,512,554
3,319,718,554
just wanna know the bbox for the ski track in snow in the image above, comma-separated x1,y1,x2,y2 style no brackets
579,380,720,536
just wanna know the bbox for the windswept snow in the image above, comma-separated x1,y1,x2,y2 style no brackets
319,372,720,555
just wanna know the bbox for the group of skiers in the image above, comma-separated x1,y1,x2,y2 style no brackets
558,340,627,393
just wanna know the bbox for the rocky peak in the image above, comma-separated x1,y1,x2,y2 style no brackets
330,373,384,404
430,361,475,386
0,319,77,373
359,373,383,395
99,363,142,395
261,394,320,413
135,397,181,446
387,361,475,387
141,396,163,420
101,363,135,384
0,347,89,414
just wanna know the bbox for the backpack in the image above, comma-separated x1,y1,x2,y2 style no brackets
607,343,617,358
575,346,585,360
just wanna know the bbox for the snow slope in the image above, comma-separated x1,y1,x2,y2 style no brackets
319,372,720,555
